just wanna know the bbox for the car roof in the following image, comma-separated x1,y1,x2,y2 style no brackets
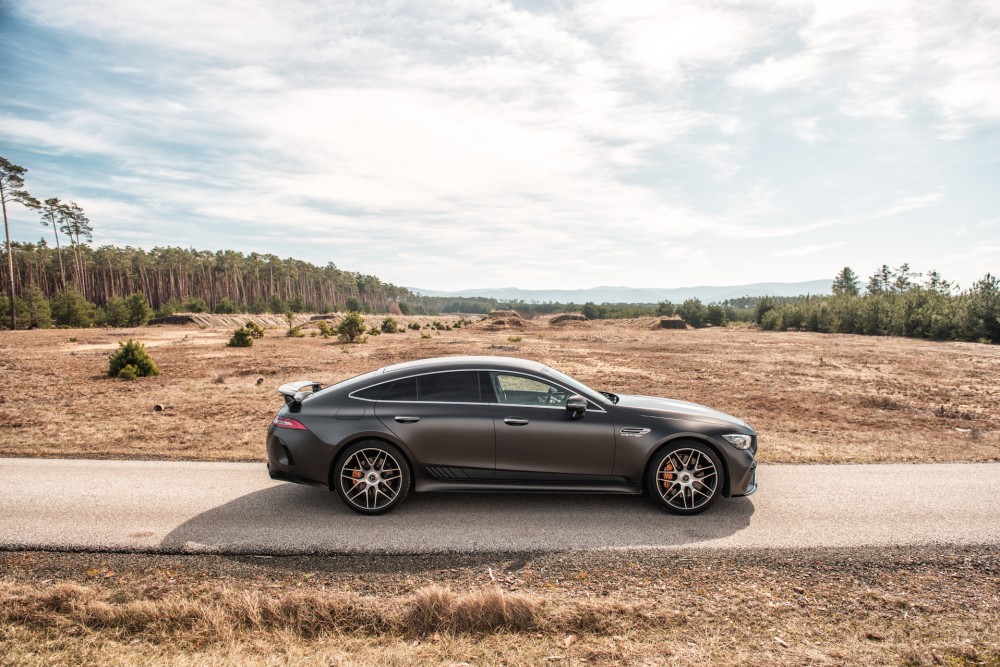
379,356,546,377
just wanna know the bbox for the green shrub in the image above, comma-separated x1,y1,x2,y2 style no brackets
380,317,399,334
337,311,367,343
103,296,130,327
124,293,153,326
214,297,239,314
316,320,334,338
408,322,421,330
368,325,381,336
760,309,784,331
108,339,159,378
678,298,707,328
244,321,265,339
228,327,254,347
117,364,139,381
182,297,208,313
286,325,304,338
51,288,99,328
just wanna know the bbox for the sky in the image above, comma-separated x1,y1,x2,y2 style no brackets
1,0,998,292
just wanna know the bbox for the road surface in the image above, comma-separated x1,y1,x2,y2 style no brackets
1,458,998,554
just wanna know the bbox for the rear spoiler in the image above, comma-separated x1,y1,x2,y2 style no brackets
277,381,323,405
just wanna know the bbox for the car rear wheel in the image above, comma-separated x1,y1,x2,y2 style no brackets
647,441,723,515
334,440,410,515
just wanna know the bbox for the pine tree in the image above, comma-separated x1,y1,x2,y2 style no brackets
0,156,40,329
832,267,860,296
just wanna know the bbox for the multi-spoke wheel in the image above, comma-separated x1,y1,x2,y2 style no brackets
646,441,723,515
334,441,410,515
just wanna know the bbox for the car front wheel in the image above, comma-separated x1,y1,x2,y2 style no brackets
647,441,723,515
334,440,411,515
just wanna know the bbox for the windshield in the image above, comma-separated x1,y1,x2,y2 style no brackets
542,367,609,405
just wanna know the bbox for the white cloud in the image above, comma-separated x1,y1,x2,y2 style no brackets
3,0,998,289
772,241,845,258
731,54,822,92
870,193,945,219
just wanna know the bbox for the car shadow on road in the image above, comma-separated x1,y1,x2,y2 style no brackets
160,483,755,554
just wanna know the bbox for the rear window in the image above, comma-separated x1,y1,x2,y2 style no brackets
380,377,418,401
352,383,387,401
418,372,481,403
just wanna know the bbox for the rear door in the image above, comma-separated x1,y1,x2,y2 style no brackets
374,371,495,479
489,372,615,481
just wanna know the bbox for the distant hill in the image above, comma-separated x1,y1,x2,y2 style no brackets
412,280,833,304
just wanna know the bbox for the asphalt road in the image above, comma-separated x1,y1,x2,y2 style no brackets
1,458,998,555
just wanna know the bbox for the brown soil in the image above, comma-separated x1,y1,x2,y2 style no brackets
0,319,997,463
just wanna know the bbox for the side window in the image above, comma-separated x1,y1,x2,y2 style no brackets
479,371,498,403
380,377,417,401
418,371,481,403
493,373,570,406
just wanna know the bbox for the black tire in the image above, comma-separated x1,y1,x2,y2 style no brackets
646,440,723,515
334,440,411,515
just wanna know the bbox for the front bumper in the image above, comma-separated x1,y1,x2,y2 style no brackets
732,460,757,497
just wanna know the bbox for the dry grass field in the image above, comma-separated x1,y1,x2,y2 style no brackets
2,546,998,666
0,313,998,463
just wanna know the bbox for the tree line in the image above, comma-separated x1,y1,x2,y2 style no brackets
753,265,999,343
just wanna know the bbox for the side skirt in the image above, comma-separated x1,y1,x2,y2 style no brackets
415,480,643,494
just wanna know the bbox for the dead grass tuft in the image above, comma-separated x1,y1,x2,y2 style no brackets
401,585,541,635
859,395,907,411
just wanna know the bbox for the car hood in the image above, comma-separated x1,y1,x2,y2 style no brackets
614,394,750,430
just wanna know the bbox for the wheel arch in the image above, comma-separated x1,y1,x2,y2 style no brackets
642,434,730,497
326,433,416,492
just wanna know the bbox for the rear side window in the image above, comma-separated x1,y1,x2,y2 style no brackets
418,371,482,403
380,377,418,401
353,383,387,401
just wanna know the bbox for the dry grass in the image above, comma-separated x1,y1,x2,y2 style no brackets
0,316,998,463
1,547,998,666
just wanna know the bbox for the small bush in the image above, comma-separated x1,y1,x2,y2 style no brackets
316,320,334,338
508,336,522,342
380,317,399,334
286,325,304,338
421,332,432,339
228,327,254,347
337,312,366,343
117,364,138,381
408,322,421,331
244,321,265,339
108,340,159,379
368,325,381,336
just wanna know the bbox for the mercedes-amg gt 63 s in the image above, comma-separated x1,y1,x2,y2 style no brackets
267,356,757,515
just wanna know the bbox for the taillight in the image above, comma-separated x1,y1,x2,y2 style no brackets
273,415,308,430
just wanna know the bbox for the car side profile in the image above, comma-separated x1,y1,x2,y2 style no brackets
266,356,757,515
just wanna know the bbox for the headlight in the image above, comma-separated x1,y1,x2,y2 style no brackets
722,434,753,450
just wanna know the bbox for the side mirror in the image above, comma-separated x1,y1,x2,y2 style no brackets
566,395,587,419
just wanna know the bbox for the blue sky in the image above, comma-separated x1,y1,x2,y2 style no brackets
1,0,997,291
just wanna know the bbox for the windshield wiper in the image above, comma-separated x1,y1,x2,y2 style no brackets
601,391,619,404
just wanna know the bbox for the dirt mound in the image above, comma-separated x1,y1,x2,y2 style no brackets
474,310,530,331
550,313,588,325
148,313,313,329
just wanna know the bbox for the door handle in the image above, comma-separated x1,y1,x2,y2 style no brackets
394,415,420,423
503,417,529,426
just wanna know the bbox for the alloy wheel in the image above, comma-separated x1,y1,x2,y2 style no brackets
655,447,719,512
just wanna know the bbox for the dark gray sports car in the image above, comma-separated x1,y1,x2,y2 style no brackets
267,356,757,515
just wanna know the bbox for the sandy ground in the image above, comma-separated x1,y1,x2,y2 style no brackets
0,314,997,463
